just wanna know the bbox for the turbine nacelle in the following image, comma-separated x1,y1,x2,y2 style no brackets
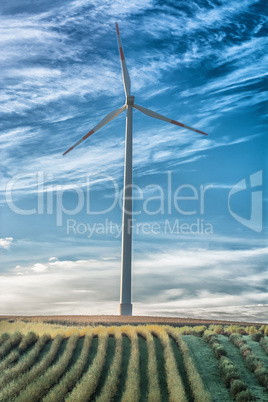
126,95,135,106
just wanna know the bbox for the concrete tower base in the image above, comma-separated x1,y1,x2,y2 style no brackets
119,303,132,316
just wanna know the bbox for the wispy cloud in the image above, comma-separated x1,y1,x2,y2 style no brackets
180,62,267,99
1,115,262,200
141,0,260,37
87,0,154,17
0,0,265,119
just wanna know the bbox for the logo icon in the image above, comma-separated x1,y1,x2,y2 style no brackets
228,170,262,232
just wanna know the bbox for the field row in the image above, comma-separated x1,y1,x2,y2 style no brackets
0,324,267,401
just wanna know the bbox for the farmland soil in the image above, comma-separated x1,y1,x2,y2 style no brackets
0,315,264,326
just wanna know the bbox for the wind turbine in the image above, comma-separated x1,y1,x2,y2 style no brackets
63,22,208,316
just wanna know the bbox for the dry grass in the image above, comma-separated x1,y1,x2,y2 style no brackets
150,325,187,402
96,328,123,402
43,331,93,402
120,326,140,402
0,333,50,389
0,332,22,359
167,326,211,402
0,334,62,401
16,333,79,402
0,320,267,401
136,326,161,402
65,327,109,402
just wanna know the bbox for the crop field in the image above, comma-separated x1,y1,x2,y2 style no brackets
0,321,267,401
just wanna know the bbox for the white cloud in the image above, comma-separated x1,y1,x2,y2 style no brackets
71,289,94,293
48,257,58,262
0,247,266,321
31,263,48,273
0,237,13,249
135,247,268,272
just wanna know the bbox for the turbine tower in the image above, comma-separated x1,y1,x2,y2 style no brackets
63,22,208,316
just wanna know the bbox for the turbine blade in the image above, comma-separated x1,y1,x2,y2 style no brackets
133,104,208,136
63,105,126,155
115,22,131,97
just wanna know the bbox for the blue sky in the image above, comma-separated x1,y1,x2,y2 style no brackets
0,0,267,321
